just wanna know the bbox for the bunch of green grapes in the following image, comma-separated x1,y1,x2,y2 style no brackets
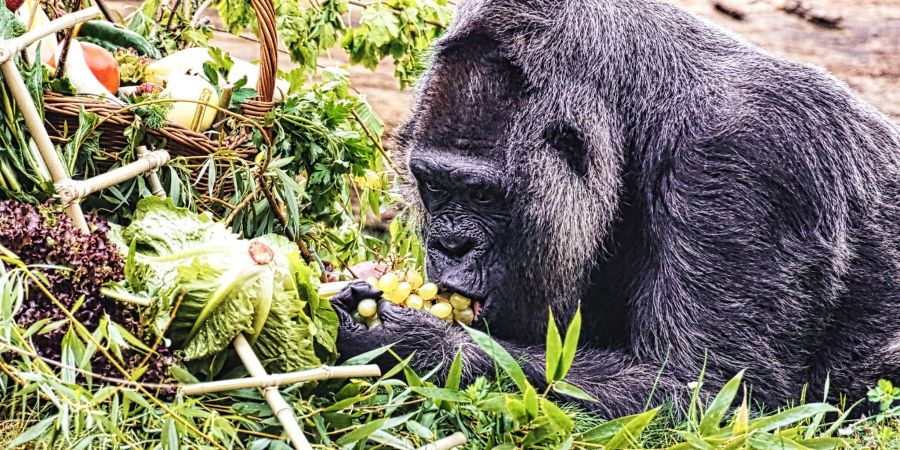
352,269,475,329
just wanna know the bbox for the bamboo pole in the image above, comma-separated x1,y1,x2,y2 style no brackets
317,281,352,299
232,334,313,450
0,59,88,231
136,146,167,198
417,432,467,450
180,364,381,395
0,7,100,57
55,150,170,205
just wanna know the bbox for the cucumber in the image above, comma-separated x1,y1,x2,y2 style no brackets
77,21,161,59
77,35,120,54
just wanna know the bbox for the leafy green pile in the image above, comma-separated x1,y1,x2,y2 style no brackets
111,197,338,374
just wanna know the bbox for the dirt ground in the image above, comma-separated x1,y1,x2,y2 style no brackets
111,0,900,128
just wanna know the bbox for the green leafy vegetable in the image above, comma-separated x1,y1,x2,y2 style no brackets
112,197,337,373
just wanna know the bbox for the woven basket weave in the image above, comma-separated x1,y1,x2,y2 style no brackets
43,0,278,169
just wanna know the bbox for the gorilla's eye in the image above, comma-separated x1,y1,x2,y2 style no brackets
423,179,444,195
469,187,495,206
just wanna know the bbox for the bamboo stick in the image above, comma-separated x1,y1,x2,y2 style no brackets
0,7,100,58
136,146,167,198
0,59,88,231
55,150,170,205
232,334,313,450
317,281,352,299
417,432,467,450
180,364,381,395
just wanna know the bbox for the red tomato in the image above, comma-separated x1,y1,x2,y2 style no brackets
79,42,120,94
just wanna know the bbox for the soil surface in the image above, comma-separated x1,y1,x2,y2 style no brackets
110,0,899,128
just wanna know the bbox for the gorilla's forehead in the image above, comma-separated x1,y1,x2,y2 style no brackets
408,150,504,182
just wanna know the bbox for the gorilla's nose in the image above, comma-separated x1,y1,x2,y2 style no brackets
435,234,476,259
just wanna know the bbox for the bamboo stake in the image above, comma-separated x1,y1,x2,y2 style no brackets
0,59,88,231
417,432,467,450
0,7,100,57
137,146,167,198
180,364,381,395
232,333,313,450
55,150,170,205
317,281,352,299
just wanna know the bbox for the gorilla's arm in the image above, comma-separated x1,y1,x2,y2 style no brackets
332,282,686,418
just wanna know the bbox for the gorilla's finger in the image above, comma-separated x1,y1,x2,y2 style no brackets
331,280,382,310
331,298,367,333
378,301,444,327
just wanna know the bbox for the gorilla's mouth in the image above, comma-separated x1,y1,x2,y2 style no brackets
439,284,490,326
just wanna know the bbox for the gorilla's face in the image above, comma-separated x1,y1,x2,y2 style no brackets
398,16,624,340
408,152,514,328
401,34,526,332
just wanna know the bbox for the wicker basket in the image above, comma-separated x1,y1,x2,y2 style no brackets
43,0,278,170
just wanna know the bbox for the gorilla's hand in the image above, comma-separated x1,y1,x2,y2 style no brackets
330,280,451,362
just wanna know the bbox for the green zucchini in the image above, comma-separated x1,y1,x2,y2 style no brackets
77,21,161,59
76,35,120,54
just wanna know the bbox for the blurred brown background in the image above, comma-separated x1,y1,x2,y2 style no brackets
112,0,899,128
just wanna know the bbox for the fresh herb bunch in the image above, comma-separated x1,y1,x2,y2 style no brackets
0,200,174,381
0,8,53,203
270,68,382,226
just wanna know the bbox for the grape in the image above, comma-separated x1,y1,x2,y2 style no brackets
454,308,475,325
449,293,471,311
395,281,413,300
351,311,366,324
368,317,382,329
406,294,424,310
384,289,406,304
417,282,438,300
357,299,378,318
365,276,379,288
378,272,400,292
430,302,453,319
406,270,424,290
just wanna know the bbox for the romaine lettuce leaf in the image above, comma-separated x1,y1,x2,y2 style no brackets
112,197,338,375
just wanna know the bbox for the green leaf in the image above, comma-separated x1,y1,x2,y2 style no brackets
540,397,574,434
581,415,639,445
552,380,597,402
604,407,659,450
523,384,539,420
748,403,838,433
462,324,531,393
342,344,395,366
557,306,581,380
168,365,200,384
699,369,745,436
506,395,528,422
335,412,415,445
545,308,562,384
747,432,808,450
6,416,54,447
445,348,463,391
794,437,847,450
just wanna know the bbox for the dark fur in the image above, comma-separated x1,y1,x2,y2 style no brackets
331,0,900,417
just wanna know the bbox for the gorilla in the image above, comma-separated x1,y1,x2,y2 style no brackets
331,0,900,417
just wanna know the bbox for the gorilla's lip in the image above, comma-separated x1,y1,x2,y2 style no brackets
439,284,489,323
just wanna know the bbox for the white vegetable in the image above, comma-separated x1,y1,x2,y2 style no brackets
143,48,212,85
56,40,122,105
16,0,57,66
162,74,220,132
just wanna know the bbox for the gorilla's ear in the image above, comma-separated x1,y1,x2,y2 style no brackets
543,121,588,178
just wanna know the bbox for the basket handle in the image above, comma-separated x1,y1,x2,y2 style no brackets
250,0,277,103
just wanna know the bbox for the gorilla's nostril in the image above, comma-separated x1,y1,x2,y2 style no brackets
437,234,476,258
